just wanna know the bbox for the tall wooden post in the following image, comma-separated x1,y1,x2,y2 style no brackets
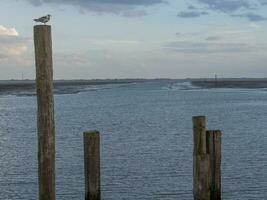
34,25,55,200
84,130,101,200
207,130,222,200
193,116,211,200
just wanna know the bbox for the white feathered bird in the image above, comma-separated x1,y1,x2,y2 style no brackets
34,14,51,24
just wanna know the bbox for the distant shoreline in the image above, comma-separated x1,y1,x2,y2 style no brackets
191,79,267,89
0,79,146,96
1,78,267,96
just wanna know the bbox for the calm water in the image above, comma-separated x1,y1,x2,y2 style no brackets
0,80,266,200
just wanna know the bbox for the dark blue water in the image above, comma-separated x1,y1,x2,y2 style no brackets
0,80,266,199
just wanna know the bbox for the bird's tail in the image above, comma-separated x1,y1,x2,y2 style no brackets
33,19,38,22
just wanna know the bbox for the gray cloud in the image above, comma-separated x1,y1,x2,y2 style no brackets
232,13,267,21
197,0,251,13
260,0,267,5
177,0,267,21
25,0,166,16
122,10,147,17
165,41,262,54
27,0,165,6
188,5,197,10
205,36,223,41
177,11,208,18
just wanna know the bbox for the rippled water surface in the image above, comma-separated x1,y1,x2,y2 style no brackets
0,80,266,199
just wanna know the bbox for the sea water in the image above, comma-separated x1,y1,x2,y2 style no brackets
0,80,266,199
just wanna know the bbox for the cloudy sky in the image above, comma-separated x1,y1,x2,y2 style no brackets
0,0,267,79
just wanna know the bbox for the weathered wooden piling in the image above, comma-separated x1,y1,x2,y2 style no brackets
193,116,211,200
84,130,101,200
207,130,222,200
34,25,55,200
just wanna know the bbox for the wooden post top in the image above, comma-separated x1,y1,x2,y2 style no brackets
84,130,100,137
193,116,206,155
34,25,51,28
34,25,51,34
192,116,206,120
206,130,222,135
192,116,206,129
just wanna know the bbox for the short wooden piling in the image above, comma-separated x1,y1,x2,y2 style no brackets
207,130,222,200
84,130,101,200
34,25,55,200
193,116,211,200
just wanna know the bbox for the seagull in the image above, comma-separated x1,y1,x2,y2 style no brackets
34,14,51,24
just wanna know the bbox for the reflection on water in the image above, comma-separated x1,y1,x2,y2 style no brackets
0,80,266,199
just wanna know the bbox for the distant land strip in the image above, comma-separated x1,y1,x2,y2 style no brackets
191,79,267,89
0,79,148,96
1,78,267,96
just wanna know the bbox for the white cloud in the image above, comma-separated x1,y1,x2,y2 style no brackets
0,39,28,60
4,45,27,56
0,25,30,63
0,25,19,36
